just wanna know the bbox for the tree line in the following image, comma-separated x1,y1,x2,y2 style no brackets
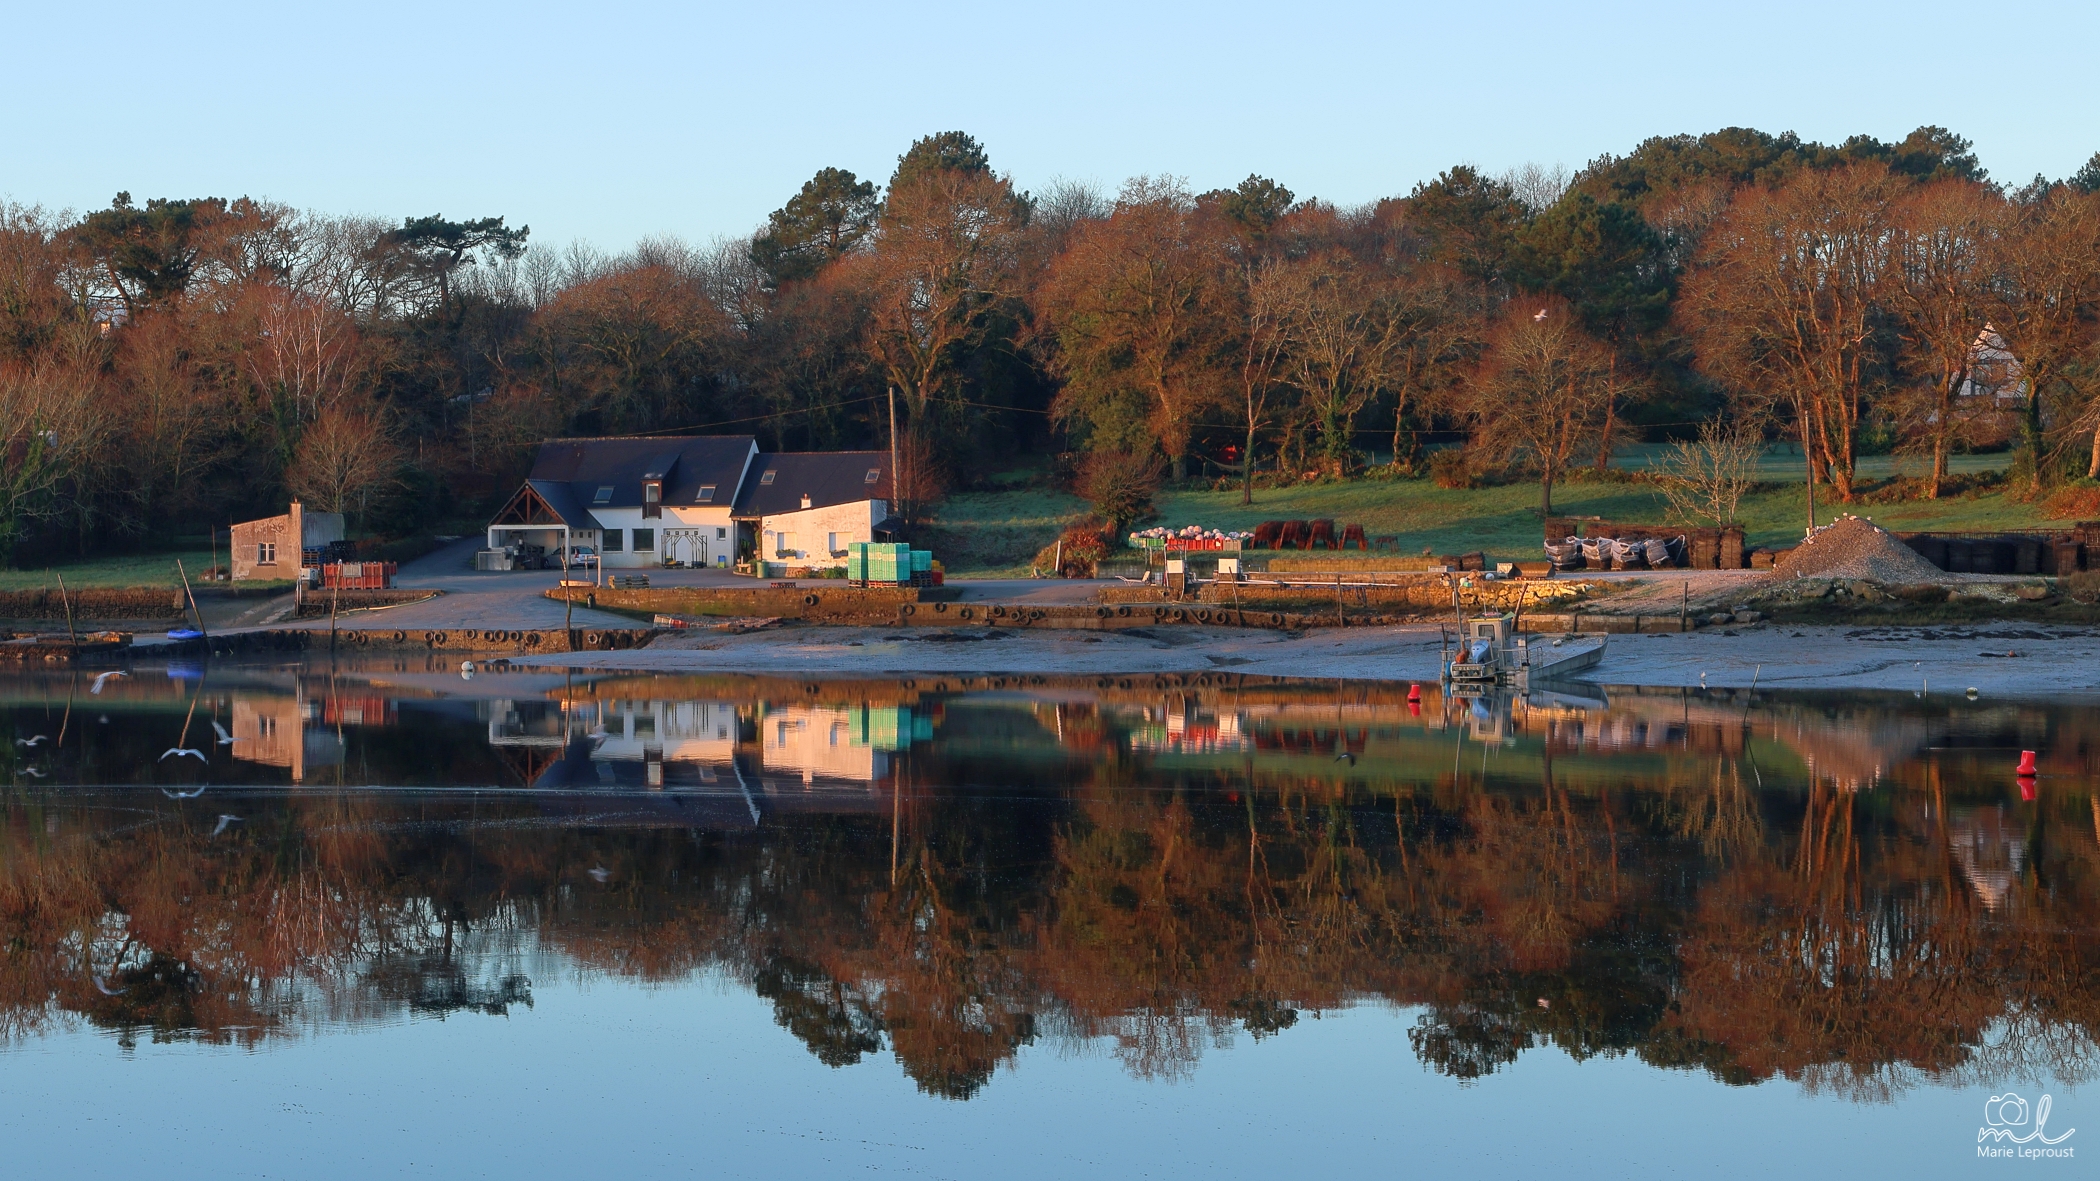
4,126,2099,561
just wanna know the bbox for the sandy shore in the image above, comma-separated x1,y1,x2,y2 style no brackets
498,620,2100,698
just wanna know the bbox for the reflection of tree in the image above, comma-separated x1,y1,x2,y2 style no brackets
2,741,2099,1100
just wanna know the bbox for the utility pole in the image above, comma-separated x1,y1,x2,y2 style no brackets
1799,405,1817,537
887,385,901,529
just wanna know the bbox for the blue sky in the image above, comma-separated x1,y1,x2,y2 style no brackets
6,1,2095,252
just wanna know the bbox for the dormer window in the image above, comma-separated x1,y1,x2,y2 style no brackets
642,480,662,518
865,469,881,484
592,486,613,505
759,470,776,485
697,485,716,503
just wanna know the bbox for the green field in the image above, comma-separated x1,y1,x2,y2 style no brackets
931,450,2059,576
0,550,222,592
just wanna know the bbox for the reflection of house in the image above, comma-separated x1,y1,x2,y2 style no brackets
231,694,343,783
230,500,343,581
730,451,895,574
1949,806,2026,910
762,704,923,784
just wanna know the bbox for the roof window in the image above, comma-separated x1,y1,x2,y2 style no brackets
592,486,613,504
865,468,881,484
760,470,776,485
697,485,716,503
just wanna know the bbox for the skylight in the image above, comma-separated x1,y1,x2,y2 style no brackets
865,469,881,484
760,470,776,485
697,485,716,502
592,486,613,504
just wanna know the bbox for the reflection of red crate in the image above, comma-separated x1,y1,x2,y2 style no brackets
322,694,396,727
319,562,397,589
1164,538,1234,552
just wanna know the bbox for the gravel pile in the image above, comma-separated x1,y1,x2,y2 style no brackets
1771,515,1949,583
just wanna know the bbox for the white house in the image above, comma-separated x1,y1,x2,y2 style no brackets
730,450,897,575
485,435,760,570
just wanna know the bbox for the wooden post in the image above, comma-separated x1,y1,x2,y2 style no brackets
176,559,207,644
563,545,574,643
1336,575,1345,628
55,571,77,646
328,570,340,651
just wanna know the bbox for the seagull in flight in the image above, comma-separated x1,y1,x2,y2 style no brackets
92,975,127,997
588,866,611,883
13,735,46,747
160,786,207,799
1533,307,1549,321
20,767,46,778
161,747,207,763
90,671,127,694
211,814,243,837
210,721,234,745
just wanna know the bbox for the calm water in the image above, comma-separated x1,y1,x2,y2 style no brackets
0,658,2092,1178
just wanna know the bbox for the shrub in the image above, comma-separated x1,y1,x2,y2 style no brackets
2043,480,2100,521
2062,570,2100,604
1079,449,1164,532
1429,449,1474,490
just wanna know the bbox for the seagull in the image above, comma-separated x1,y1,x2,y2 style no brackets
92,975,126,997
13,735,46,747
20,767,46,778
211,814,242,837
1537,998,1551,1009
160,747,206,763
1700,672,1708,688
210,721,234,745
160,786,207,799
97,715,108,724
90,671,127,694
1334,752,1355,765
1533,308,1549,321
587,866,611,883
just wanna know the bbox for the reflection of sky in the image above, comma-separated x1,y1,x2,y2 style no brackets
0,965,2055,1179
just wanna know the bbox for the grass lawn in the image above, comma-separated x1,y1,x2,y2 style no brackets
0,550,221,592
928,450,2068,575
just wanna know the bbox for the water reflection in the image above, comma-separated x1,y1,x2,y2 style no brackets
1,660,2096,1103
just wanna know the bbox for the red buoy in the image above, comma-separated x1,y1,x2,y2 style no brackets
2017,750,2038,776
1407,683,1422,703
2021,777,2039,803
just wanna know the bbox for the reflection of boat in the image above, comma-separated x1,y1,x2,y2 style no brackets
1443,614,1607,691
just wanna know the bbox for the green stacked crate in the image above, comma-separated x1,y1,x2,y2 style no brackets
846,541,868,581
910,549,931,573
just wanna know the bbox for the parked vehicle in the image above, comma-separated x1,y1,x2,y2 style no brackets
567,546,598,568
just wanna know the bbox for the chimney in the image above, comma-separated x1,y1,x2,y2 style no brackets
800,494,812,509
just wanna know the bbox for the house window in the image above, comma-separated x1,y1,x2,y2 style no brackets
603,530,623,552
642,481,661,519
759,470,776,485
865,469,881,484
592,486,613,505
632,528,655,552
697,485,715,502
257,542,277,565
716,527,726,539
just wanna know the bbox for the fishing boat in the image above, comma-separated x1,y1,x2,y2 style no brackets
1442,612,1607,692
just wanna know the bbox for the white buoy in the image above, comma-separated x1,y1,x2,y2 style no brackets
460,660,476,681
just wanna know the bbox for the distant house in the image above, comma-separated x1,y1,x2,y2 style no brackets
730,451,896,574
485,436,760,570
230,500,344,581
1958,324,2027,406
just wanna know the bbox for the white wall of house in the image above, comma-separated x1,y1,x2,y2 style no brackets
756,500,886,569
594,505,737,568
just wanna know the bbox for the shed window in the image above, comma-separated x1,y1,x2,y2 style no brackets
697,484,716,503
257,542,276,564
632,528,655,552
592,486,613,505
759,470,776,485
603,530,623,552
865,469,881,484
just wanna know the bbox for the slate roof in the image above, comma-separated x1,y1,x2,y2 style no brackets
731,452,892,518
523,480,602,530
522,435,759,512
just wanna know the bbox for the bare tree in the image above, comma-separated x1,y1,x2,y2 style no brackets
1988,188,2100,484
1466,298,1615,516
1886,180,2006,496
287,402,401,517
1678,163,1903,502
1654,419,1764,526
0,361,116,560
